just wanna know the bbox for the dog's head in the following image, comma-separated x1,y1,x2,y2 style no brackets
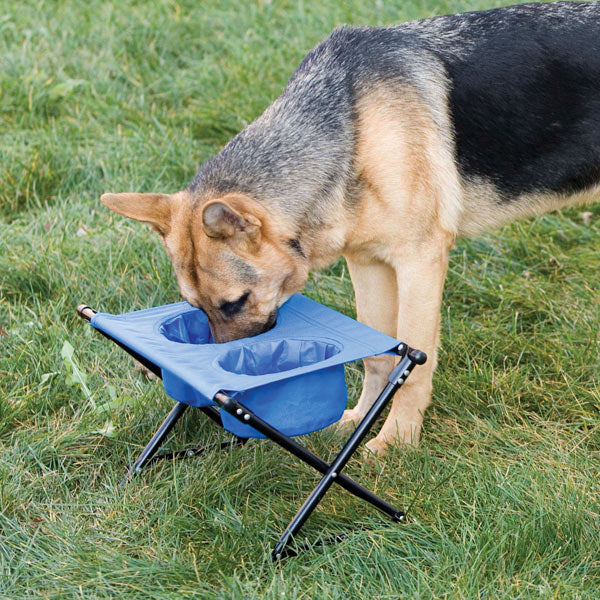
101,191,308,342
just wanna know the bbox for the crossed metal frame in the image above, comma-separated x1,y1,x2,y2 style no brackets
77,304,426,560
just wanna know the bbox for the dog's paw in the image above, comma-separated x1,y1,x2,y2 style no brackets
333,409,362,435
364,436,390,457
364,425,422,456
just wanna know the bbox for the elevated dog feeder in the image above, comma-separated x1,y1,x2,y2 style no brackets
77,293,426,559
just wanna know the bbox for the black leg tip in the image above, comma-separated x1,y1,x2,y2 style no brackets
408,349,427,365
272,542,297,561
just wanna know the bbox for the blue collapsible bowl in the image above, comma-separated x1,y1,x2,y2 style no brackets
159,310,348,438
91,294,402,440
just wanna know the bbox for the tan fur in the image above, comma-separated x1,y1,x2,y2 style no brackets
102,85,459,453
337,85,456,453
101,192,177,235
458,179,600,237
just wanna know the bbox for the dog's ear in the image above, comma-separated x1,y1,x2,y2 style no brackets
101,192,175,235
202,195,262,245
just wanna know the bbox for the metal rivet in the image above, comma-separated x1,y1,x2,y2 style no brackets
331,472,337,478
236,408,243,415
243,414,250,421
276,553,281,560
404,370,410,376
397,378,404,384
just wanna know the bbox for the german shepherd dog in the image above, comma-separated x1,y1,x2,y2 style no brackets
102,2,600,455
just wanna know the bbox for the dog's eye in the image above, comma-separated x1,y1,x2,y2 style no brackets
219,290,250,318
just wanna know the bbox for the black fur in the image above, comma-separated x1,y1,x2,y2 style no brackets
287,238,306,258
219,290,250,318
439,3,600,197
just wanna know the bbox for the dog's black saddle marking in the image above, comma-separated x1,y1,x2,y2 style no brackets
441,3,600,198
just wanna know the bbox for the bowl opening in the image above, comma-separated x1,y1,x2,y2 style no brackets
159,310,214,344
218,338,340,376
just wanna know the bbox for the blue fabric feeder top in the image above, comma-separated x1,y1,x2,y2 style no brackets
90,294,402,438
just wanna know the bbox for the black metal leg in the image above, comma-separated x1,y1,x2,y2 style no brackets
271,381,400,559
213,393,404,522
271,348,427,559
79,305,248,479
120,401,189,485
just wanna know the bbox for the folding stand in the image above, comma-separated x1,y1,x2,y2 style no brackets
77,298,426,560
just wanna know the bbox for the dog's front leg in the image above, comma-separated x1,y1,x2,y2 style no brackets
337,257,398,429
365,237,451,455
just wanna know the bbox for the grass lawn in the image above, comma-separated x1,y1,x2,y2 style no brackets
1,0,599,597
